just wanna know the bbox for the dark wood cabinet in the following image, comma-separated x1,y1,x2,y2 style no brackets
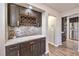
8,4,20,27
8,3,42,27
30,39,41,56
40,38,46,55
19,7,26,14
20,39,41,56
6,44,19,56
6,37,46,56
20,41,32,56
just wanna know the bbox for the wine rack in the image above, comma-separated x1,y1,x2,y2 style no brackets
19,14,37,26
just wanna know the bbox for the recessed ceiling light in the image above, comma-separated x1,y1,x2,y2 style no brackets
29,6,32,9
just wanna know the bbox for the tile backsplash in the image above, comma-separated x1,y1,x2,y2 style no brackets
8,26,42,39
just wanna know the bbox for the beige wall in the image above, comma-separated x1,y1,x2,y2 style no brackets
48,16,56,44
0,3,6,56
61,7,79,17
42,12,49,53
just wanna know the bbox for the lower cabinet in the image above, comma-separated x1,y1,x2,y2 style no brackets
40,38,46,55
6,37,46,56
30,39,41,56
6,44,19,56
20,41,32,56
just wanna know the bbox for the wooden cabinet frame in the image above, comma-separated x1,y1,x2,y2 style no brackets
6,37,46,56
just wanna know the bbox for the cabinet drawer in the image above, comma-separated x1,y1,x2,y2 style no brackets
6,44,19,56
20,39,41,48
6,44,19,51
30,39,41,44
20,41,30,48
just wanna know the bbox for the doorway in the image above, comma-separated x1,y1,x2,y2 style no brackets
61,17,67,43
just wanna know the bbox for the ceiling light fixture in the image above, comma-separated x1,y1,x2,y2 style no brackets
29,6,32,9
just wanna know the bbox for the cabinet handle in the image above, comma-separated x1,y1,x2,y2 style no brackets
9,46,17,50
30,41,35,44
18,50,19,56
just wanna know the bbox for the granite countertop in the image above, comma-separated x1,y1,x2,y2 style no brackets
5,35,46,46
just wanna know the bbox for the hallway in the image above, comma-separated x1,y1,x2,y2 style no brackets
48,43,79,56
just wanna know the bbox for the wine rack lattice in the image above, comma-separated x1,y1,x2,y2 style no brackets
19,14,37,26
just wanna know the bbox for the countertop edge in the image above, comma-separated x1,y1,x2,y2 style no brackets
5,35,46,46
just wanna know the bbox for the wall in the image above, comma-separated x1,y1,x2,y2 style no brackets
48,16,56,44
54,16,62,46
42,12,49,53
61,7,79,17
0,3,6,56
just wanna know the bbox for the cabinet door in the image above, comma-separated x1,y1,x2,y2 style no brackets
19,7,42,27
31,11,42,27
8,4,19,26
30,39,41,56
20,41,32,56
19,7,27,14
20,39,41,56
40,38,46,55
6,44,19,56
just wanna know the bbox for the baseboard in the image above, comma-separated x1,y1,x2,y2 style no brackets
48,42,62,47
48,42,58,47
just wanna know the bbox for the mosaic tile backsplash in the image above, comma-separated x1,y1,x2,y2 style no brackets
8,26,42,39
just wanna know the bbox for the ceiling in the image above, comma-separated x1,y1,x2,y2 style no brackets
16,3,44,12
44,3,79,13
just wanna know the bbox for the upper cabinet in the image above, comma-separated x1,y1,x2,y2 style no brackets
19,7,27,14
8,4,20,27
8,3,42,27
